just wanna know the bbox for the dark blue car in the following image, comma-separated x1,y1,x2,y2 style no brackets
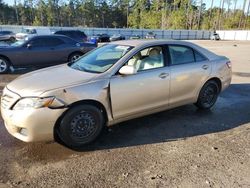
0,35,96,73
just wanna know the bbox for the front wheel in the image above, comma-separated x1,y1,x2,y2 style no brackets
57,105,104,149
0,57,10,74
195,80,220,110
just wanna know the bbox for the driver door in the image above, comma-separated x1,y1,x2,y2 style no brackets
110,45,170,120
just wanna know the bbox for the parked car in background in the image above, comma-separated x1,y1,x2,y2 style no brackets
110,34,125,41
145,32,156,39
0,31,16,42
90,33,110,43
210,33,220,40
54,30,88,42
0,35,96,73
15,27,51,40
130,35,141,39
1,40,232,149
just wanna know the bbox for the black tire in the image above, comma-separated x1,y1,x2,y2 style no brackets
195,80,220,110
57,105,104,149
68,52,83,63
0,57,10,74
9,37,16,43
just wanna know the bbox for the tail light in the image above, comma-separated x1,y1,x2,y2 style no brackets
226,61,232,68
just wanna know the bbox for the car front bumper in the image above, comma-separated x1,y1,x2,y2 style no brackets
1,106,66,142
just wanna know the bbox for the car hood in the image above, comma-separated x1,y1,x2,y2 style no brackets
7,64,98,97
16,33,27,37
0,45,18,49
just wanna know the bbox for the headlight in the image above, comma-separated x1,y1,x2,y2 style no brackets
13,97,55,110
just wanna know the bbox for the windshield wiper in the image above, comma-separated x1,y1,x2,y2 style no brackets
71,64,102,73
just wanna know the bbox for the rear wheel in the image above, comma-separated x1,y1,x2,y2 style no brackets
195,80,220,109
57,105,104,149
0,57,10,74
68,52,83,63
9,37,16,43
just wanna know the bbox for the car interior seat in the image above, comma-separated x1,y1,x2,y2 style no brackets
127,52,142,71
139,48,163,70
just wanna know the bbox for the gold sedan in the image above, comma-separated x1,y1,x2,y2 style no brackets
1,40,232,149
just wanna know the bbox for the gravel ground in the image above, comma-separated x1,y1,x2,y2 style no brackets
0,40,250,188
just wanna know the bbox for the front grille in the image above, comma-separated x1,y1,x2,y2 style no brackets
1,88,20,109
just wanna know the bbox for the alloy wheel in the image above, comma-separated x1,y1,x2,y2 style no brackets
200,84,218,107
70,54,81,63
0,59,8,73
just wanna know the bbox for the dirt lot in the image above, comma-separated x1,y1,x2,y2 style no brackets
0,40,250,188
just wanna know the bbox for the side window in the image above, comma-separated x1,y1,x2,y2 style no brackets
169,45,195,65
44,38,64,47
194,50,207,62
126,46,164,72
30,38,44,47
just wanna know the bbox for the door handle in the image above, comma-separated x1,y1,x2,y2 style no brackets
202,65,209,70
159,73,169,79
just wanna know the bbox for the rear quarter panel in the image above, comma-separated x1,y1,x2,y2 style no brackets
210,56,232,91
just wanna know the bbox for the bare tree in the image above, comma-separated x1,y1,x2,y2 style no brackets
217,0,225,30
225,0,232,18
209,0,214,19
232,0,237,14
197,0,203,29
243,0,250,29
239,0,247,28
14,0,19,24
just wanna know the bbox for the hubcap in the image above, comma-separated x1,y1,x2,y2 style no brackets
0,59,7,72
201,84,218,107
71,55,80,62
70,111,97,141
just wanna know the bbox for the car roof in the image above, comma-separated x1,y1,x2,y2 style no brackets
28,34,75,40
110,39,177,46
111,39,218,60
55,30,82,32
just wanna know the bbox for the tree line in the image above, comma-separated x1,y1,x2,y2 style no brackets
0,0,250,30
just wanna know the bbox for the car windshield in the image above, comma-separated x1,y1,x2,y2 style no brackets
70,44,133,73
10,40,26,46
23,29,37,34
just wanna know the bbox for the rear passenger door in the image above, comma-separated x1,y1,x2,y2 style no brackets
42,37,68,64
26,37,66,65
168,45,211,106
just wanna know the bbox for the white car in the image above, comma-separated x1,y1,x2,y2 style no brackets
15,27,51,40
210,33,220,40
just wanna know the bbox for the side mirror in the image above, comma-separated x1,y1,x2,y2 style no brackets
26,43,32,49
119,65,136,75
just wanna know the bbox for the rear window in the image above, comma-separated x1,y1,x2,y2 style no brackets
169,45,195,65
43,38,64,46
55,30,86,38
194,51,207,62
